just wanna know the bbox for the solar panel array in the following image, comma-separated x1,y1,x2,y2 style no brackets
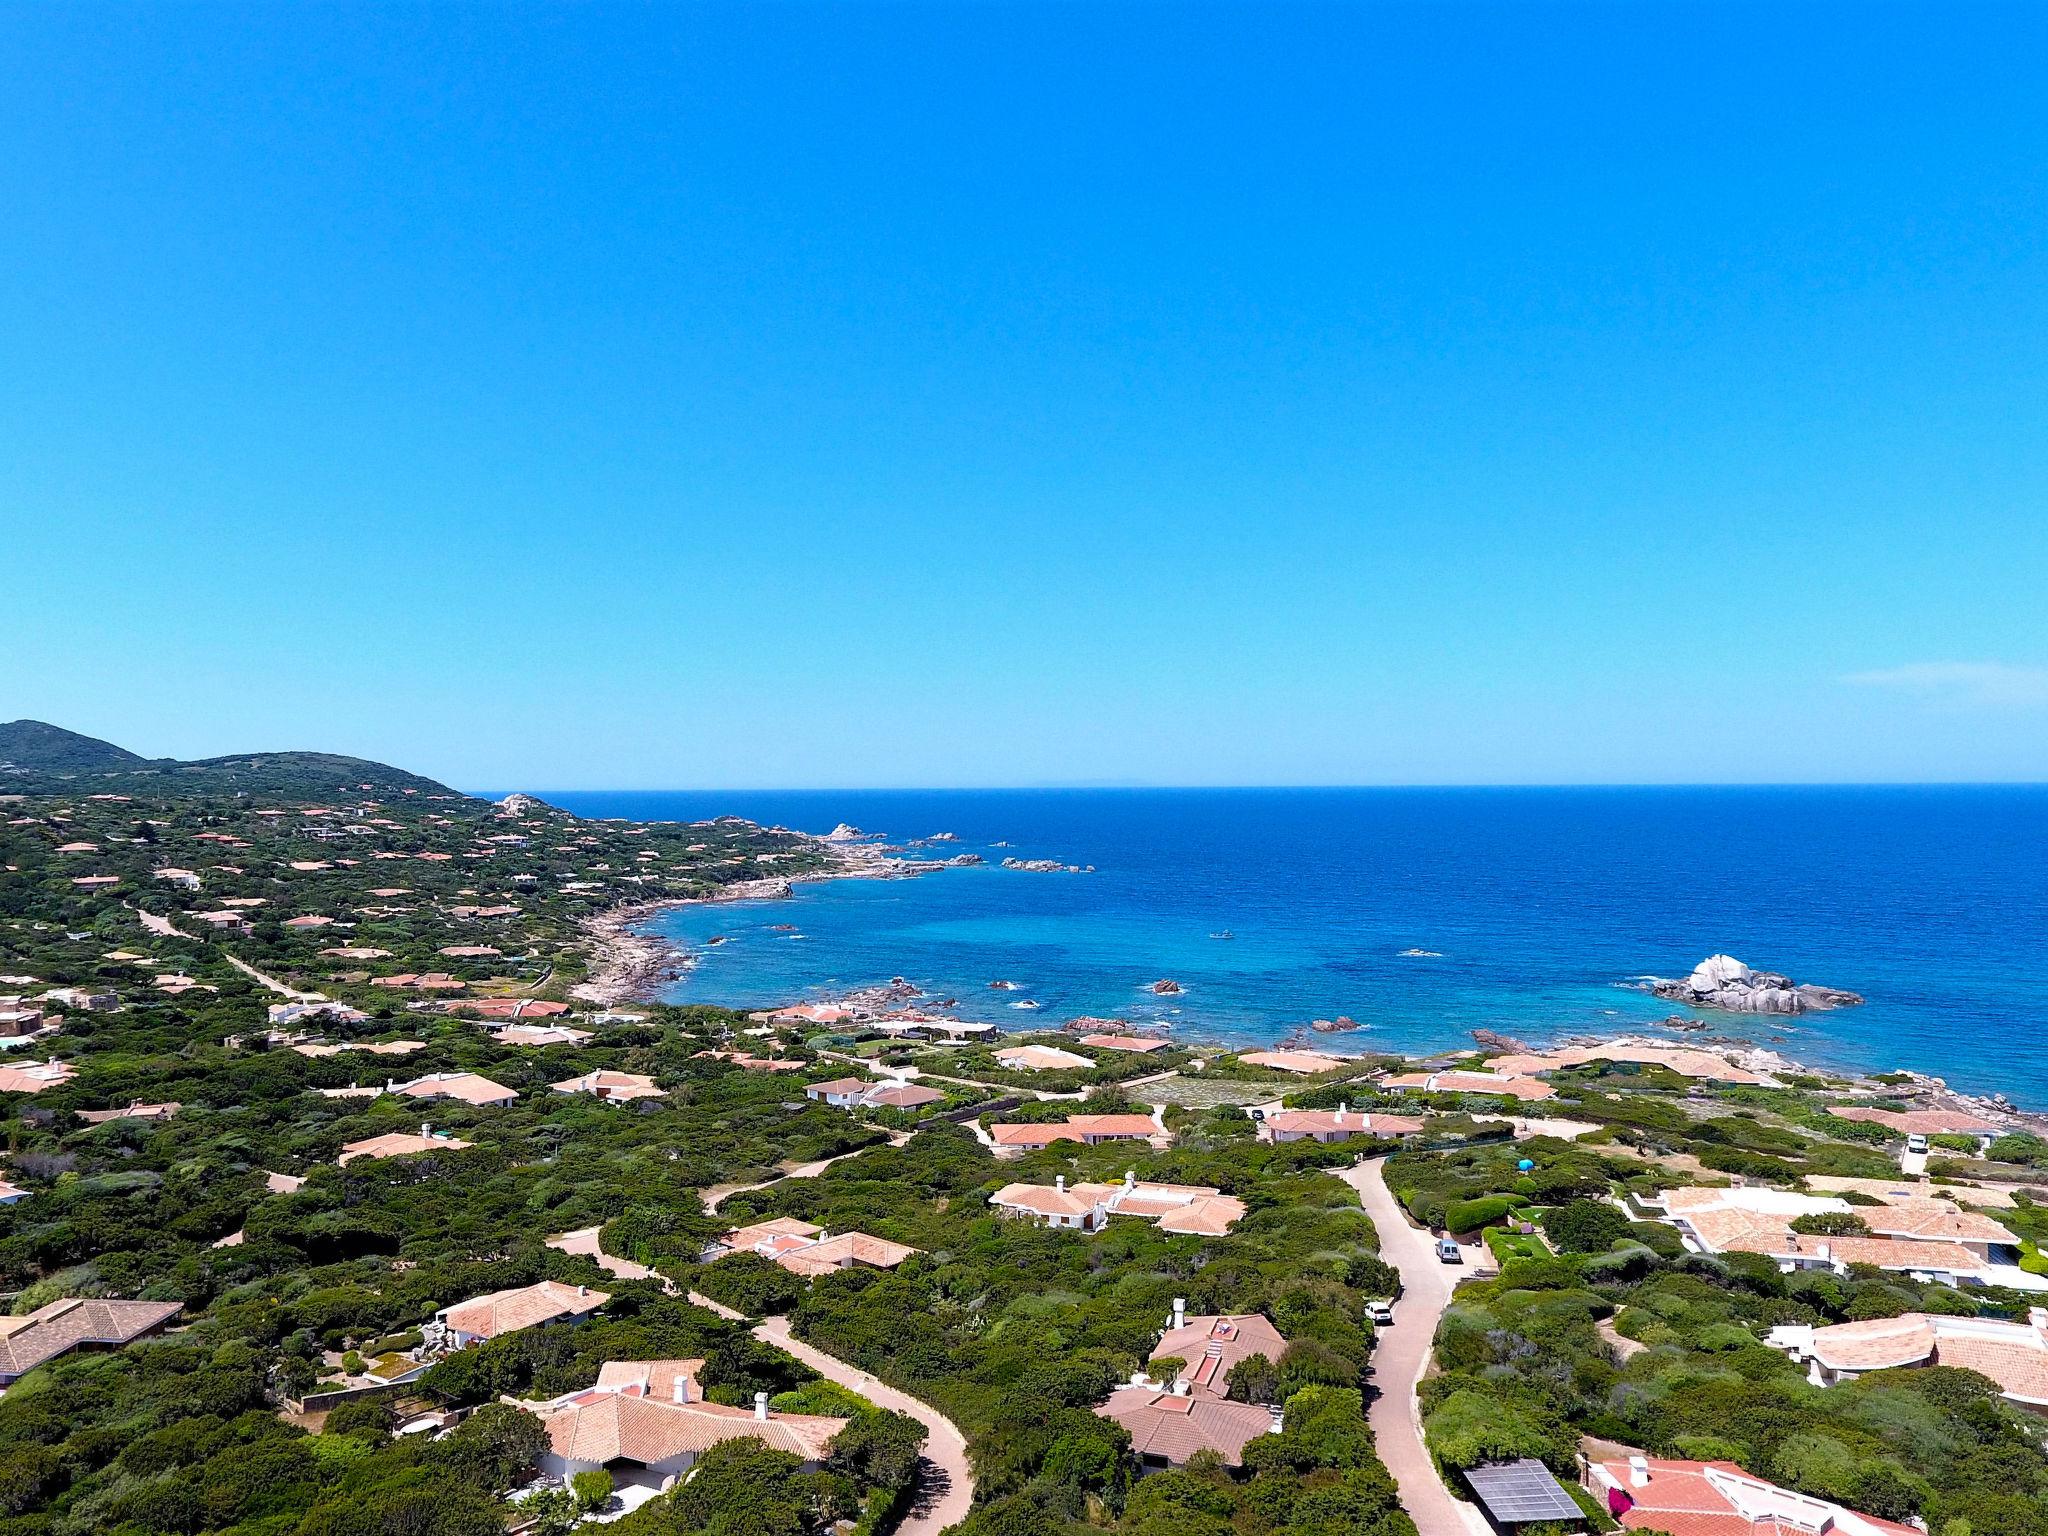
1463,1458,1585,1524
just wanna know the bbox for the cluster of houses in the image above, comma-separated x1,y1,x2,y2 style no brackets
1639,1182,2029,1289
985,1112,1165,1155
800,1075,948,1112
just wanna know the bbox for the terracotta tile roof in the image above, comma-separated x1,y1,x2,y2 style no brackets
722,1217,825,1251
1079,1034,1171,1053
861,1082,946,1109
0,1061,76,1095
994,1044,1094,1071
1863,1200,2016,1246
1590,1457,1920,1535
990,1181,1098,1219
1095,1387,1275,1466
552,1070,662,1101
529,1386,845,1465
0,1297,182,1378
393,1072,520,1106
1830,1106,2003,1136
804,1077,871,1097
1678,1207,1984,1274
1238,1049,1351,1074
1801,1314,1938,1371
76,1101,181,1125
594,1357,706,1400
779,1232,919,1274
1156,1195,1247,1235
440,1280,608,1340
1384,1070,1556,1101
1803,1313,2048,1404
1152,1313,1290,1396
1262,1108,1425,1137
1932,1330,2048,1405
990,1114,1159,1146
493,1024,593,1047
336,1130,473,1165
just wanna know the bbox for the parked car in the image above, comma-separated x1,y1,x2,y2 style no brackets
1906,1133,1930,1154
1366,1299,1395,1325
1436,1237,1463,1264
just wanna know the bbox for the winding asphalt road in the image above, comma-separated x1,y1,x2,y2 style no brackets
1341,1156,1492,1536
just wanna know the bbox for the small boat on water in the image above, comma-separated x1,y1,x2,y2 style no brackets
1209,930,1234,940
1009,999,1042,1010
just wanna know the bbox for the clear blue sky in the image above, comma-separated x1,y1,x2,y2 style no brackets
5,2,2045,789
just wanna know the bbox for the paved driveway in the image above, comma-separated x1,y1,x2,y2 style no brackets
1340,1156,1493,1536
753,1314,974,1536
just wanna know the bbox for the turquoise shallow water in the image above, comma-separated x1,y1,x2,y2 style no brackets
534,787,2048,1105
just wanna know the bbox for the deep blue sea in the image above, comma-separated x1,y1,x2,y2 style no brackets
533,788,2048,1105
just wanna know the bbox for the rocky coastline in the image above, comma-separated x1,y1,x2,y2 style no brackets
1641,954,1864,1015
572,830,985,1005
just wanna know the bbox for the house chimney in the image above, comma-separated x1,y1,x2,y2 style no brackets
1268,1405,1285,1434
1629,1455,1650,1488
1124,1168,1136,1190
1055,1175,1066,1194
1172,1379,1189,1397
577,1284,588,1298
1172,1297,1186,1330
1817,1242,1831,1264
754,1391,769,1422
420,1122,432,1138
674,1372,690,1403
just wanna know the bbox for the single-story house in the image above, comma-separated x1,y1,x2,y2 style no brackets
336,1127,474,1166
710,1218,920,1276
553,1070,663,1103
1078,1034,1171,1054
988,1113,1163,1154
432,1279,609,1350
523,1360,845,1494
1585,1455,1918,1535
990,1171,1245,1235
0,1297,184,1385
859,1081,947,1110
1383,1069,1555,1102
492,1023,593,1048
390,1072,520,1107
1768,1307,2048,1410
1829,1106,2004,1149
1236,1049,1353,1075
0,1061,77,1095
1253,1103,1425,1144
994,1044,1094,1072
76,1101,181,1125
803,1077,872,1108
1095,1381,1278,1469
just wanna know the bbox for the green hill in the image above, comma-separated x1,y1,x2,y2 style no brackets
0,719,459,799
0,720,148,774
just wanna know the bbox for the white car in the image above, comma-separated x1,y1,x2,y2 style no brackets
1366,1300,1395,1325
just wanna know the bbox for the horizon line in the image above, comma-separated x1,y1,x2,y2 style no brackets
470,779,2048,795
